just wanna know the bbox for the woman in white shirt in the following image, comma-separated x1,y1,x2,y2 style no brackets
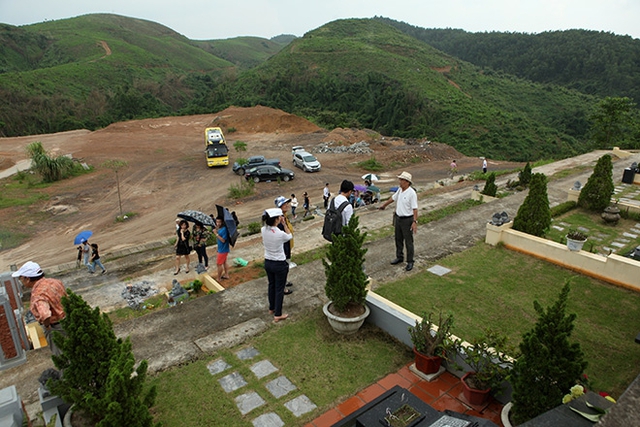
262,208,293,322
290,193,299,219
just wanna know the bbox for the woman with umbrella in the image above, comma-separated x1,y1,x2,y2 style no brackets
174,220,191,274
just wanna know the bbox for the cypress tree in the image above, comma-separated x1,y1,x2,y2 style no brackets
577,154,614,212
510,283,587,424
512,173,551,237
518,162,532,186
323,214,368,313
50,290,119,422
481,172,498,197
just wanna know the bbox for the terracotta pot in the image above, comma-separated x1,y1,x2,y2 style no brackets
461,372,491,406
412,348,442,375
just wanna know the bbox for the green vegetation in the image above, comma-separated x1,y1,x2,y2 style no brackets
578,154,615,212
417,199,482,225
26,141,76,182
511,283,588,424
233,141,247,151
357,156,384,171
5,15,636,161
147,308,411,426
374,243,640,397
513,173,551,237
228,178,254,198
481,172,497,197
590,97,637,149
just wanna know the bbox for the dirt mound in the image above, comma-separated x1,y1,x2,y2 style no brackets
211,105,322,134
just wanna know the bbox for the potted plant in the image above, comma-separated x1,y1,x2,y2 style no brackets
322,214,370,335
458,329,513,406
408,311,456,375
566,228,588,251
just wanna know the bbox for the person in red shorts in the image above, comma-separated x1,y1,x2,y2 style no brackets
213,217,230,281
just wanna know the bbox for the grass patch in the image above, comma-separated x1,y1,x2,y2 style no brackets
546,210,639,255
357,156,384,171
228,178,255,198
147,307,411,426
375,243,640,397
418,199,482,225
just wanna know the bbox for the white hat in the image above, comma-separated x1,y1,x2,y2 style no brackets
274,196,291,208
397,171,413,183
265,208,283,218
11,261,43,278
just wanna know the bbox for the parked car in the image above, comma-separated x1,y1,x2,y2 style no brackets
245,165,295,183
292,149,321,172
232,155,280,175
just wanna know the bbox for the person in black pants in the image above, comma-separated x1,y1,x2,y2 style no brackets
261,208,293,323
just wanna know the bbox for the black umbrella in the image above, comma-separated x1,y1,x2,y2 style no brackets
215,205,240,247
177,210,215,227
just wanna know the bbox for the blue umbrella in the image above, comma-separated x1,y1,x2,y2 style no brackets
74,230,93,245
216,205,239,247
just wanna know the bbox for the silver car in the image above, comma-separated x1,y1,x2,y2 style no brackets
292,150,321,172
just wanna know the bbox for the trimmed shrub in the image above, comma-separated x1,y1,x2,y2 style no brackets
481,172,498,197
577,154,614,212
512,173,551,237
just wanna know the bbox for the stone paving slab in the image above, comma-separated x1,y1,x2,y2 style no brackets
236,347,260,360
195,318,269,353
251,360,279,379
266,376,297,398
551,225,564,231
235,391,266,415
611,242,626,248
427,265,452,277
207,358,231,375
252,412,285,427
623,232,638,238
219,371,248,393
284,394,317,417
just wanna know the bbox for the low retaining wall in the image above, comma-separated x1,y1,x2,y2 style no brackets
485,222,640,293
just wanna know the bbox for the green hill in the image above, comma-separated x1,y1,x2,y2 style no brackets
1,14,638,161
225,19,595,160
194,36,291,70
0,14,233,135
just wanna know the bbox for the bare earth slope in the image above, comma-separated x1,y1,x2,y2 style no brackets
0,106,521,271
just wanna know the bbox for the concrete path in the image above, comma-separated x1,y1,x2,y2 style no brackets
4,149,639,423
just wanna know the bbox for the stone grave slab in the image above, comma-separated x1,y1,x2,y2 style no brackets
252,412,284,427
623,232,638,239
427,265,452,277
551,225,564,231
207,358,231,375
611,242,626,248
630,228,640,234
235,391,265,415
558,222,570,227
236,347,260,360
218,372,247,393
266,376,297,398
577,226,589,233
284,395,317,417
251,360,279,379
603,247,617,253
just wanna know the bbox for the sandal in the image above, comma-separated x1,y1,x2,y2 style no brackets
184,270,190,274
173,269,180,275
284,289,293,295
273,314,289,323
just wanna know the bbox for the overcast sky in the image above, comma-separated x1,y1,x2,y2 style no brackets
1,0,638,41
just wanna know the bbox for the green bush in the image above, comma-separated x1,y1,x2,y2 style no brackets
357,156,384,171
550,201,577,218
511,283,587,424
26,141,76,182
481,172,498,197
233,141,247,151
228,179,254,198
246,221,261,235
577,154,614,212
518,162,532,187
513,173,551,237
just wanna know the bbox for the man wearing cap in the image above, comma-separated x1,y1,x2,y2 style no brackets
275,196,296,272
12,261,67,355
334,180,355,227
378,171,418,271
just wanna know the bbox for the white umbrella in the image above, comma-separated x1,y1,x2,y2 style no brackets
362,173,380,181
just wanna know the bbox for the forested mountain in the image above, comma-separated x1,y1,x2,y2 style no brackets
1,14,637,160
376,17,640,104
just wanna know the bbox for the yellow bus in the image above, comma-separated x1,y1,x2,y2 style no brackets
204,127,229,167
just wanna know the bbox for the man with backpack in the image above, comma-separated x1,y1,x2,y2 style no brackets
322,180,354,242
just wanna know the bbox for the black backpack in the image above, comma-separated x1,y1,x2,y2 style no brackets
322,197,350,242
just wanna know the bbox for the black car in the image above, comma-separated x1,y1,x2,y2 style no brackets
244,165,295,182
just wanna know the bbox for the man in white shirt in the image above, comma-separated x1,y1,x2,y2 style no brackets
378,171,418,271
333,180,354,227
323,183,331,209
483,158,488,174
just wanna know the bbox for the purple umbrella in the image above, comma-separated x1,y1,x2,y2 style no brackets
354,184,368,192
